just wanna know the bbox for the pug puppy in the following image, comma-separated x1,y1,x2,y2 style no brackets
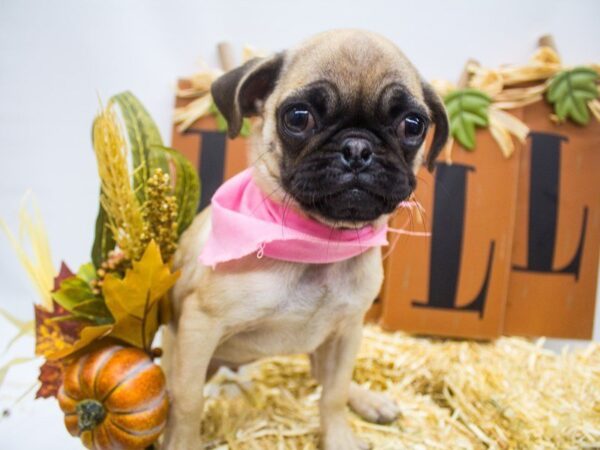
162,29,448,450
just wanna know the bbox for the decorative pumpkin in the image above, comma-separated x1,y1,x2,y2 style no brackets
57,345,168,449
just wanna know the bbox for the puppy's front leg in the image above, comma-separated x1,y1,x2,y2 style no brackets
162,297,222,450
311,320,369,450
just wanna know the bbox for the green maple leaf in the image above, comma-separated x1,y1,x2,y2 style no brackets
444,89,491,150
546,67,599,126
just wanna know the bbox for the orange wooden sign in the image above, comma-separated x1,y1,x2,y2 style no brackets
504,101,600,339
379,126,524,339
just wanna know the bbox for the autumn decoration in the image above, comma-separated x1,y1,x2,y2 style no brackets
434,40,600,160
2,92,200,449
58,345,168,450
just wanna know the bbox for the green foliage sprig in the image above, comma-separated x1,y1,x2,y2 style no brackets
444,89,492,150
546,67,599,125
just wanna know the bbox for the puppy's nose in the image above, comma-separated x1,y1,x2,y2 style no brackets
340,138,373,170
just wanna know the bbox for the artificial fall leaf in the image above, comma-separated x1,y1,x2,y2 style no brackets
76,262,97,283
106,292,159,350
40,242,178,358
34,301,82,358
35,299,111,361
101,240,179,349
53,262,74,291
444,88,491,150
36,359,65,398
547,67,599,125
110,91,168,206
52,262,112,324
46,323,112,360
52,276,111,324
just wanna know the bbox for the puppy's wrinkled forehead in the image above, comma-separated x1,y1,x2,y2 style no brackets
273,31,424,109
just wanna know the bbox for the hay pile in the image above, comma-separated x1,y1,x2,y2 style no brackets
200,326,600,449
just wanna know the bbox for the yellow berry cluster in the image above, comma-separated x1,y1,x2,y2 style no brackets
141,168,179,261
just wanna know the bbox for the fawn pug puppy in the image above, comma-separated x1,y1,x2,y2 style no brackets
162,29,448,450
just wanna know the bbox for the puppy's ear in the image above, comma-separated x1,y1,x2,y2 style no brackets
421,81,450,172
211,53,285,138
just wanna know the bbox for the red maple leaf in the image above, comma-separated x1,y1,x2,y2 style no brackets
33,262,94,399
53,262,74,292
35,360,65,399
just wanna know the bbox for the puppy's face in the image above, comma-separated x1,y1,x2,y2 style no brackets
212,30,449,226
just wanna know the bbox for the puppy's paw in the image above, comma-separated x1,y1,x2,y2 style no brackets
348,383,401,424
322,424,370,450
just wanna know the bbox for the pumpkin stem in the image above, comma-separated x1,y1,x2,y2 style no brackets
76,399,106,431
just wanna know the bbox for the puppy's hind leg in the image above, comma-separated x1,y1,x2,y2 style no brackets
162,296,222,450
311,320,370,450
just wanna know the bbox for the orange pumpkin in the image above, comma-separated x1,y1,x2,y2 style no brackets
57,345,168,449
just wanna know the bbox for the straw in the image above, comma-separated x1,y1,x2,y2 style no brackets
198,326,600,449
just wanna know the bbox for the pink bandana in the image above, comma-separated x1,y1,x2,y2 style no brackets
199,168,389,268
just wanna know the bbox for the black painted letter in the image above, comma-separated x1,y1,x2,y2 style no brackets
412,163,494,317
513,132,587,280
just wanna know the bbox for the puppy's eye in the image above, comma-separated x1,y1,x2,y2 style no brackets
283,106,315,134
397,114,427,144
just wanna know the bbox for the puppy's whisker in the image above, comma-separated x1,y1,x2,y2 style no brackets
413,176,436,232
252,183,284,214
412,193,430,233
250,145,274,168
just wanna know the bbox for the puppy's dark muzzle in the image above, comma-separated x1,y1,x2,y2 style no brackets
340,137,373,171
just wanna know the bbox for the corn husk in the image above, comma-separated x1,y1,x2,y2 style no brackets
199,326,600,449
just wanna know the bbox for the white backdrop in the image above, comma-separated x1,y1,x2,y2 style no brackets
1,1,599,448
